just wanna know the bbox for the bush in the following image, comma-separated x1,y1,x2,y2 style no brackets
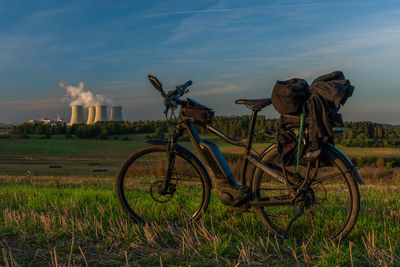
20,133,30,139
97,128,109,140
76,124,101,138
151,128,165,139
65,132,73,139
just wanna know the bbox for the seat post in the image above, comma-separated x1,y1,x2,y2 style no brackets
240,108,259,188
246,108,259,153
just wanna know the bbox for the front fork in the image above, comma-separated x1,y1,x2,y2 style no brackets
159,126,183,195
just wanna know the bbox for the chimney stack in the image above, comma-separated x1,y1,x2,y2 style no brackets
94,105,107,122
110,106,123,121
87,106,95,124
69,105,85,125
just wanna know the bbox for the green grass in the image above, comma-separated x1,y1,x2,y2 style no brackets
1,135,400,265
2,134,400,160
0,135,146,177
3,134,400,178
0,137,145,160
0,175,399,266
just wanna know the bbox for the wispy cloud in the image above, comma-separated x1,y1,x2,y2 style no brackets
0,98,63,111
140,3,319,18
192,82,242,96
103,80,145,91
163,2,320,44
31,8,71,19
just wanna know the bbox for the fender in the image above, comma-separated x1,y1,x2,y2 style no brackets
146,139,213,188
251,143,365,186
258,143,277,160
325,143,365,185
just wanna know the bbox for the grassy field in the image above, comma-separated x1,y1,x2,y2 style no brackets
1,175,399,266
1,135,400,265
2,134,400,177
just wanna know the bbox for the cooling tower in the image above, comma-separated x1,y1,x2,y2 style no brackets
69,105,85,125
87,106,95,124
94,105,107,122
110,106,123,121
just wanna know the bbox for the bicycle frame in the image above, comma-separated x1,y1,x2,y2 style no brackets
161,107,297,208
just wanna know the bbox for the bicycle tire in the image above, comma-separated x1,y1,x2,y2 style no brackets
252,144,360,241
116,144,211,225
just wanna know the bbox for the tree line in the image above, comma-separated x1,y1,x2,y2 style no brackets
11,117,400,147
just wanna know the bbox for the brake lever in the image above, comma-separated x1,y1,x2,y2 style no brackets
164,105,170,118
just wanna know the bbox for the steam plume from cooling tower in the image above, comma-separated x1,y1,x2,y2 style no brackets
60,82,118,107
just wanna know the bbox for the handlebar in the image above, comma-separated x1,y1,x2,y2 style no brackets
167,80,192,97
148,75,192,116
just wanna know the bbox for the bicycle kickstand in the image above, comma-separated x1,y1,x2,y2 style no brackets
281,203,305,244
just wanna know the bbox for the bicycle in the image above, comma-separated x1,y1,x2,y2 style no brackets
116,75,364,241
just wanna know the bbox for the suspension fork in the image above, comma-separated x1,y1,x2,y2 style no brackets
159,123,184,195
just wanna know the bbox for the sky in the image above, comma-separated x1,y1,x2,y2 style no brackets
1,0,400,124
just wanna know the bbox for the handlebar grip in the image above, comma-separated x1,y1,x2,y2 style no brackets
183,80,192,88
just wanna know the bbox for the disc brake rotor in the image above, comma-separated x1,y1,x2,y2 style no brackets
149,180,176,203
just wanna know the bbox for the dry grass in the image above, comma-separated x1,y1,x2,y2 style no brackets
1,168,400,265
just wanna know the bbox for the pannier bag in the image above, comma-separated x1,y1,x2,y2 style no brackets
307,71,354,149
276,115,308,166
271,78,309,115
180,98,214,125
271,71,354,166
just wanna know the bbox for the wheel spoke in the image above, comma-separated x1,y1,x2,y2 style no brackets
259,187,290,191
170,177,203,183
312,170,351,184
116,146,210,225
252,144,359,241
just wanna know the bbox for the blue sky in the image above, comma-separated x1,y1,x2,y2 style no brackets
1,0,400,124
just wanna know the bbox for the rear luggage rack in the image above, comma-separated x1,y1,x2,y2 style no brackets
333,127,344,134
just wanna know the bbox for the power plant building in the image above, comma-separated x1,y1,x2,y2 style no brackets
69,105,85,125
68,104,122,125
87,106,95,124
110,106,123,121
94,105,107,123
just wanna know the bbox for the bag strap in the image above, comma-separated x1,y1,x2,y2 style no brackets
296,106,305,173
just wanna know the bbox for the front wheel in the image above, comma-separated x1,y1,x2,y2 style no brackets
116,144,211,225
252,144,360,241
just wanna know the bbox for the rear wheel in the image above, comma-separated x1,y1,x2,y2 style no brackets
252,144,360,241
116,144,211,225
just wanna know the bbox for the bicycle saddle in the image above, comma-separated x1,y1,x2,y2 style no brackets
235,98,272,110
